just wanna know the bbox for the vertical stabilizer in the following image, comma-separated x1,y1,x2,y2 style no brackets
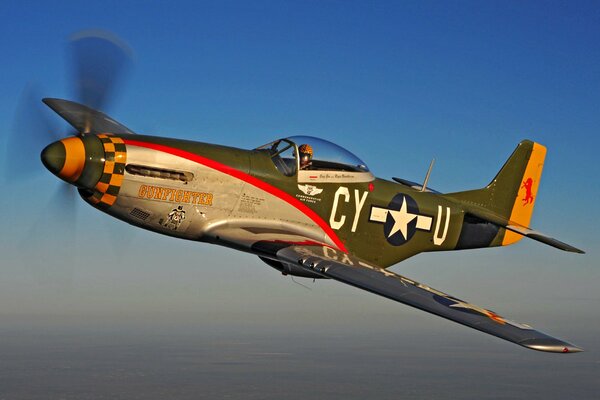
500,142,546,244
446,140,546,246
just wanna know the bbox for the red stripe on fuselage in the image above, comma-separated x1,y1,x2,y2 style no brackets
123,139,348,253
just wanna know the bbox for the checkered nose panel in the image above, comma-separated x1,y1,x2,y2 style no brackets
88,134,127,210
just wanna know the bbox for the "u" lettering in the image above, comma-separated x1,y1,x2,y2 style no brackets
434,206,450,245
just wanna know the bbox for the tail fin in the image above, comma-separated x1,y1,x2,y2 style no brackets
447,140,546,246
446,140,583,253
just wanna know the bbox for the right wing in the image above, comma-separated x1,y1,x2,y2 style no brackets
272,245,582,353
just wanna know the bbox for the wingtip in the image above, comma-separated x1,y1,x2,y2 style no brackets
564,345,584,353
520,339,584,354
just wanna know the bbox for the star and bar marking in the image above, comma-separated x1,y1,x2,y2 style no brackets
369,194,432,245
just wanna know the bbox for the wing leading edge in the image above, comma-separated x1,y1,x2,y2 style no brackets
274,245,582,353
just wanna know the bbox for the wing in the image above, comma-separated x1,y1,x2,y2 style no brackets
271,245,582,353
43,98,136,135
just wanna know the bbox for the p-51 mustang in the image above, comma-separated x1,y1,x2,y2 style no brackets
36,33,584,353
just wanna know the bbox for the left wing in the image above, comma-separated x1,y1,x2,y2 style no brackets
271,245,582,353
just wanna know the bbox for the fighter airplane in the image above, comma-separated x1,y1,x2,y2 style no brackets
26,32,586,353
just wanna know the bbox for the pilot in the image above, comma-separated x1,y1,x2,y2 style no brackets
298,144,313,170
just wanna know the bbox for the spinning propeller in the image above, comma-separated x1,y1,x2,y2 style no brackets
7,30,132,196
6,31,134,271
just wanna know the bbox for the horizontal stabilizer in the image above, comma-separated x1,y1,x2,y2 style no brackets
43,98,135,135
506,225,585,254
457,203,584,254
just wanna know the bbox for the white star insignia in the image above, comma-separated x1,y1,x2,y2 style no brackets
369,196,433,241
387,198,417,239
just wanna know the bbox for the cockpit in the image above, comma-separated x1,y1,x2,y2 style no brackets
256,136,374,183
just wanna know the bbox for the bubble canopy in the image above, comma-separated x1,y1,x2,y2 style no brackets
256,135,370,175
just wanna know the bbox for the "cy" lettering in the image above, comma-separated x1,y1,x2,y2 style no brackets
329,187,369,232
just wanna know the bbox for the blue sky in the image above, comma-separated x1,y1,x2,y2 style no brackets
0,0,599,366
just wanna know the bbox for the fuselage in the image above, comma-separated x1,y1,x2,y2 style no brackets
61,133,502,268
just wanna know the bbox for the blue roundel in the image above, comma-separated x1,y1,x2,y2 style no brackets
384,193,420,246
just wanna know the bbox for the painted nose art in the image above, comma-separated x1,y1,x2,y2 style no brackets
41,137,86,182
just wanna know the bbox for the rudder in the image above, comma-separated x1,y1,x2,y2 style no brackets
500,141,546,244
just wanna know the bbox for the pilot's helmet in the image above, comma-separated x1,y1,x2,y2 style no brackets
298,144,313,159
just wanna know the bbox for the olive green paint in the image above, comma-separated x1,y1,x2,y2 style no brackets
106,134,546,267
